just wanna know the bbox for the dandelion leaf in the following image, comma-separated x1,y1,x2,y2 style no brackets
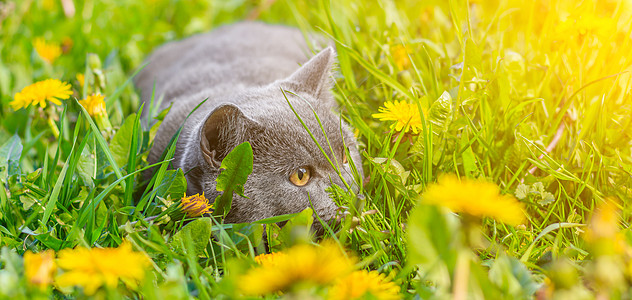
465,38,482,73
225,223,264,254
110,113,137,167
459,131,478,177
489,255,539,298
428,91,453,137
0,134,22,179
34,232,64,251
214,142,253,218
407,204,460,288
170,217,213,256
278,207,313,247
154,169,187,200
77,146,96,188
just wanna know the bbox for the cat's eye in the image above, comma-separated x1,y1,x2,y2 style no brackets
289,167,311,186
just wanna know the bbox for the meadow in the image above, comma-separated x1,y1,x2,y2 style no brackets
0,0,631,299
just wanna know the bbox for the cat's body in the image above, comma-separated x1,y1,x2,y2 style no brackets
136,22,362,223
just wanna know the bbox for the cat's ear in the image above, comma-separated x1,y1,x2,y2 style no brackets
199,104,257,168
283,46,336,98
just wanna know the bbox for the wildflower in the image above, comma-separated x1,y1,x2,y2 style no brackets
583,199,625,256
10,79,73,110
372,100,424,134
76,73,85,88
169,193,213,221
422,174,525,226
391,45,411,70
582,199,627,290
239,241,354,295
78,94,106,117
24,250,56,289
56,242,151,295
33,37,61,64
328,270,400,300
76,93,112,132
553,13,616,46
254,252,287,266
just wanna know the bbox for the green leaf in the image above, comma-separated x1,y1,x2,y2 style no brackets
110,113,137,167
156,169,188,200
515,183,529,200
170,217,213,256
77,146,96,188
224,222,264,254
489,255,540,299
42,151,71,226
34,232,64,251
0,135,22,179
137,169,187,215
277,207,314,247
75,98,125,188
407,204,461,289
214,142,253,218
428,91,453,137
464,38,482,72
459,131,477,177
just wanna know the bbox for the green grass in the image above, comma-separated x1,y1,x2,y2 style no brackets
1,0,632,298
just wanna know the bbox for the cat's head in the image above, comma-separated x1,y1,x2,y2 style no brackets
190,47,364,225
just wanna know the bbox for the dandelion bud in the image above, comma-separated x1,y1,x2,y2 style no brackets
87,53,102,70
79,93,112,132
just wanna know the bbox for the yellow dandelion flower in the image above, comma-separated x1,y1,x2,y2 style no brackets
33,37,62,64
554,13,616,45
56,242,151,295
24,250,56,289
372,100,424,134
76,73,85,88
422,174,525,226
391,45,411,70
583,199,625,256
239,241,354,295
328,270,400,300
169,193,213,221
78,94,106,117
10,79,73,110
180,193,213,217
254,251,287,266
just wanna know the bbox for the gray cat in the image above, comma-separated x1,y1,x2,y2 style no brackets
135,22,363,224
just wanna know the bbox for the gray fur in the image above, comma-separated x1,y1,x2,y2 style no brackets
136,22,363,223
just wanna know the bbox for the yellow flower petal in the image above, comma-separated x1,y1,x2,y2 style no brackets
24,250,56,289
372,100,424,134
391,45,411,70
240,241,355,296
328,270,400,300
33,37,62,64
169,193,214,220
422,174,526,226
12,79,73,111
78,94,106,117
55,242,150,295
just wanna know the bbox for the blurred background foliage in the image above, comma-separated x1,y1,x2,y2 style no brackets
0,0,632,298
